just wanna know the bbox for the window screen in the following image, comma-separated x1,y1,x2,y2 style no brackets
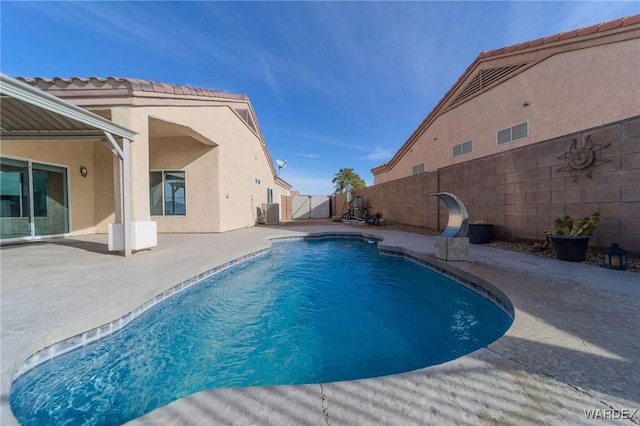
497,121,529,145
453,140,473,157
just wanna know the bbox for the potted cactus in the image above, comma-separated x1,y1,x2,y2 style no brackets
548,212,600,261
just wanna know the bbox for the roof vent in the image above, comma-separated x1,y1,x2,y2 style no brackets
452,62,530,106
235,108,257,132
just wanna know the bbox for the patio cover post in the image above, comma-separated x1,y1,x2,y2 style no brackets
105,131,132,257
112,155,122,223
122,138,132,257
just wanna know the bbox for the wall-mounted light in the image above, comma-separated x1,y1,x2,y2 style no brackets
523,100,530,107
80,166,88,178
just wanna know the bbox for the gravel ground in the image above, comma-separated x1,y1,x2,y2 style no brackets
280,219,640,274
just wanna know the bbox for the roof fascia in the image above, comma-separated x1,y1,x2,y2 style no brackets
1,74,137,140
230,102,283,180
0,131,105,140
275,175,292,190
41,95,251,109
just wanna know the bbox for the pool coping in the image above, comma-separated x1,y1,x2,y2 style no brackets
12,233,513,381
2,226,639,425
11,248,272,379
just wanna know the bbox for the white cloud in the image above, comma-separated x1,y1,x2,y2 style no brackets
295,153,320,159
260,57,281,100
41,2,190,56
268,126,370,153
358,146,394,162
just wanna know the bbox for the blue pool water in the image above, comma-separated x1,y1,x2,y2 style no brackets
11,238,512,425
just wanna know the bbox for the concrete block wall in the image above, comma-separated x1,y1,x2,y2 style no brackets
334,117,639,251
332,173,440,230
280,195,292,221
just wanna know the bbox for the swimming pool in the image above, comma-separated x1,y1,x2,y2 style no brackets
10,237,512,425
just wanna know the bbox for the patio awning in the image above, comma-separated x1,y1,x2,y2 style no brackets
0,73,138,256
1,74,136,141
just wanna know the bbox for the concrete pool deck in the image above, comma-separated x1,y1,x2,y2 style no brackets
1,224,639,425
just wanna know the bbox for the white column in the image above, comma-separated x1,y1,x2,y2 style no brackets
105,131,131,257
112,155,122,223
122,138,132,257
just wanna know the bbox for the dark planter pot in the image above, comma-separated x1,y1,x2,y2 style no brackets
549,235,591,262
468,224,494,244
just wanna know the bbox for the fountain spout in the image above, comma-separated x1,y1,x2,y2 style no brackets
431,192,469,238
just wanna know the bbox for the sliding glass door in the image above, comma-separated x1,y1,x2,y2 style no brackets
0,157,69,240
0,158,30,238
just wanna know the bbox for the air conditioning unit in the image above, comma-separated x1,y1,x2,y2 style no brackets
262,203,280,225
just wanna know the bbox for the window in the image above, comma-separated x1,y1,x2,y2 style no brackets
150,171,186,216
0,165,27,218
32,171,49,217
267,188,273,203
412,163,425,175
453,140,473,157
497,121,529,145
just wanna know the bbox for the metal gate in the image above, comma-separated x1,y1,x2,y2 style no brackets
291,195,331,219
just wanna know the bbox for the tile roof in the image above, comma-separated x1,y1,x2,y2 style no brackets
17,76,249,101
0,74,136,140
475,14,640,61
14,77,290,188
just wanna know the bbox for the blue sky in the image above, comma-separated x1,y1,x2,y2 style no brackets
2,1,639,195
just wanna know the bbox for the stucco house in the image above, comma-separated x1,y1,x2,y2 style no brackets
372,14,640,183
333,15,640,250
1,75,290,255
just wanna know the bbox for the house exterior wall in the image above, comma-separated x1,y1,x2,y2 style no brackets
339,117,640,252
110,106,152,226
213,108,287,231
374,37,640,184
2,98,290,237
150,136,218,232
109,104,287,233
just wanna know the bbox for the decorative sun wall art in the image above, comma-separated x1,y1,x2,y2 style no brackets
557,135,611,181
